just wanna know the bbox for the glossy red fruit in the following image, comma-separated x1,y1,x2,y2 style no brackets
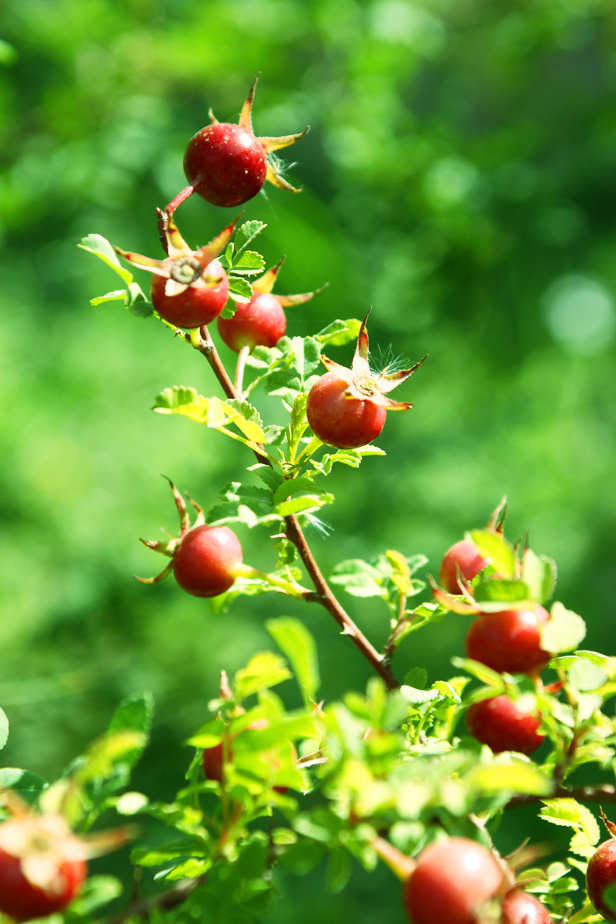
466,695,545,755
173,524,243,598
587,838,616,921
150,258,228,329
307,372,387,450
0,817,86,922
466,605,552,676
180,75,308,209
184,121,267,208
501,889,552,924
403,837,503,924
440,539,490,595
217,292,286,352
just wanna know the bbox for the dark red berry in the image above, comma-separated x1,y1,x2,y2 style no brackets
178,76,308,211
466,695,545,755
403,837,503,924
440,539,491,595
184,122,268,208
501,889,552,924
150,258,228,329
217,292,286,352
307,372,387,450
466,605,552,675
587,838,616,921
173,524,243,598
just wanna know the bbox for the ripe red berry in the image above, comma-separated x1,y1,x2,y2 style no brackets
115,212,236,331
184,121,268,208
500,889,552,924
217,292,286,352
306,312,425,450
587,838,616,921
466,605,552,676
150,258,229,329
0,816,86,922
440,539,490,595
403,837,503,924
180,75,308,209
466,695,545,755
173,524,243,598
307,372,388,450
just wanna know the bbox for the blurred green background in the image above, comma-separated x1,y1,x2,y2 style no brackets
1,0,615,919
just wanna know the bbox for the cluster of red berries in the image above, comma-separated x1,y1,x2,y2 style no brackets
437,534,551,757
403,837,551,924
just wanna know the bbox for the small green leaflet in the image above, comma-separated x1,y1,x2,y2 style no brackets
542,601,586,654
468,529,516,578
266,617,320,705
153,387,269,446
78,234,133,286
539,798,601,857
233,652,292,702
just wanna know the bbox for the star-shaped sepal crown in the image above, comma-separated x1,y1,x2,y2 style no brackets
218,73,309,195
321,311,427,410
115,210,237,301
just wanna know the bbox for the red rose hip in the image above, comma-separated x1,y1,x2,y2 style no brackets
403,837,503,924
466,605,552,675
440,539,490,595
150,258,229,329
587,838,616,921
500,889,552,924
307,372,388,450
173,524,243,598
0,815,87,922
466,695,545,755
217,292,286,352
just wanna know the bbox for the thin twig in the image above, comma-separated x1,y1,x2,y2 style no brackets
506,783,616,810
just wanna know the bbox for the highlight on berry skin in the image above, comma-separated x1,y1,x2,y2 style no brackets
168,74,309,213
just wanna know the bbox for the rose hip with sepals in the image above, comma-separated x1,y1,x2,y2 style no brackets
116,210,237,330
466,604,552,676
217,258,325,352
174,74,309,210
0,816,86,922
466,694,545,755
587,836,616,921
403,837,503,924
306,311,426,450
173,523,243,598
440,538,491,595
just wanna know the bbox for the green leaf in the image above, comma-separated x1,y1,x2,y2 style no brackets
314,318,362,346
108,691,154,739
78,234,133,286
326,847,353,893
542,602,587,653
539,799,600,855
234,652,292,702
234,220,267,253
153,389,268,444
69,875,124,916
275,493,333,517
0,768,47,799
330,559,387,598
400,685,440,705
522,549,557,603
467,758,552,796
230,250,266,275
266,617,320,704
473,579,530,606
0,706,8,751
451,657,509,689
468,529,517,578
227,276,253,303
